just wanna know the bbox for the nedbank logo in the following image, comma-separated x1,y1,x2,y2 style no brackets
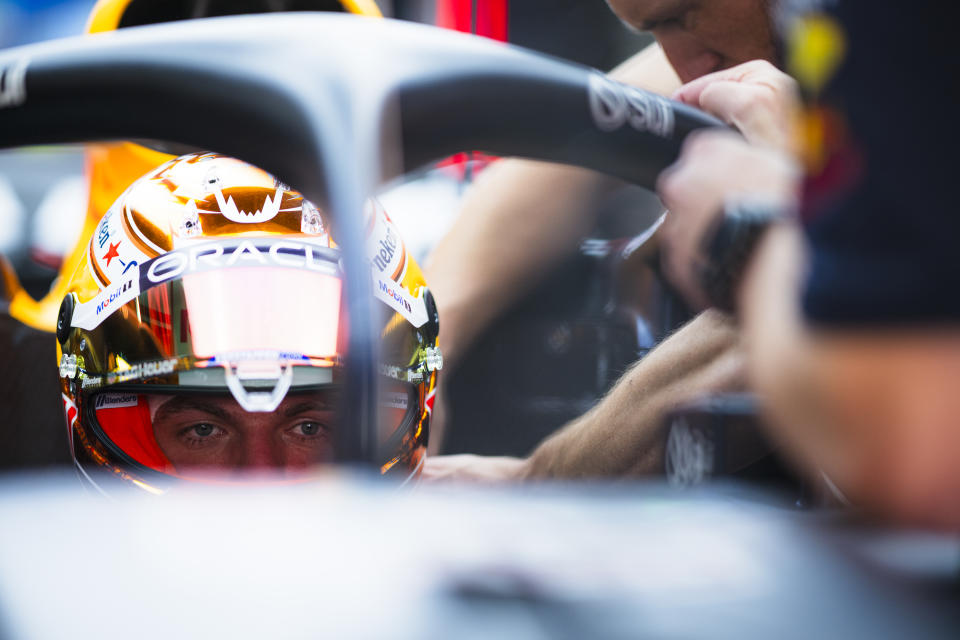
96,210,113,249
372,227,399,273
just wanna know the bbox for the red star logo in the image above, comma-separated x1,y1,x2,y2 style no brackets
102,241,121,267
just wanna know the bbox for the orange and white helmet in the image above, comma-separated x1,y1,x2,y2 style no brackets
57,153,440,493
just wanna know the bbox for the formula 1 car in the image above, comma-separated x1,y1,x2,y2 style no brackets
0,13,958,638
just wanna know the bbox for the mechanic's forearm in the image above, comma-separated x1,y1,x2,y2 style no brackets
738,225,890,497
741,227,960,527
738,226,831,475
523,310,743,479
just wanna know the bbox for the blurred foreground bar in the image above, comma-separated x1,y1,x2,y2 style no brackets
0,475,957,639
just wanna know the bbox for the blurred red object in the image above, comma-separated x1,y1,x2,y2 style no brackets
435,0,508,41
434,1,507,178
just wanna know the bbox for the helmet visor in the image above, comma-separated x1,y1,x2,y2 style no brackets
74,238,344,378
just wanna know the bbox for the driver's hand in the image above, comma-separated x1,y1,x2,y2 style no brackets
657,131,799,306
422,454,528,483
672,60,799,151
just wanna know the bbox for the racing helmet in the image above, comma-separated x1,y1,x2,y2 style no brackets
57,153,441,493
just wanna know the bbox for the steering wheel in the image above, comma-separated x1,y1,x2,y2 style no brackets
0,13,724,466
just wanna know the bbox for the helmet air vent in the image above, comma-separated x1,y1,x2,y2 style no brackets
177,200,203,238
301,200,326,235
59,354,78,379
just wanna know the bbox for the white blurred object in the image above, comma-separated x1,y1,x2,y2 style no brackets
0,477,955,639
30,174,87,268
0,174,27,254
377,170,465,265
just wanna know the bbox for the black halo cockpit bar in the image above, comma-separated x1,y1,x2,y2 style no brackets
0,13,724,469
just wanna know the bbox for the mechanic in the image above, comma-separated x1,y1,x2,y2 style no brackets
423,0,783,480
656,2,960,528
57,153,440,491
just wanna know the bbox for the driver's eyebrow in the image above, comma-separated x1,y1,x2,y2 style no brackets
636,0,697,31
154,397,232,423
281,400,335,418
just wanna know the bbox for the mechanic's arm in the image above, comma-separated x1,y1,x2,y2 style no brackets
742,229,960,527
525,309,741,478
422,310,742,481
425,43,680,369
660,61,960,526
657,64,853,495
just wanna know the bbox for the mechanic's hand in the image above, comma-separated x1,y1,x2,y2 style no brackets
673,60,799,151
421,454,528,483
657,130,799,307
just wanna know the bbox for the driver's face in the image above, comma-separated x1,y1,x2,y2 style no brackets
151,394,335,473
606,0,778,82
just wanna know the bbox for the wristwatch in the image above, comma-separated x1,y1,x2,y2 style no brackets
697,198,788,313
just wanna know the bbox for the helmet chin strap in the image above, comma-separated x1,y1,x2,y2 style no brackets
223,360,294,412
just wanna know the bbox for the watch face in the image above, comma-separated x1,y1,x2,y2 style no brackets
699,200,786,313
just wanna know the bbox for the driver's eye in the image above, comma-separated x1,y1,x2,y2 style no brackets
294,422,324,436
191,423,216,437
177,422,225,448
